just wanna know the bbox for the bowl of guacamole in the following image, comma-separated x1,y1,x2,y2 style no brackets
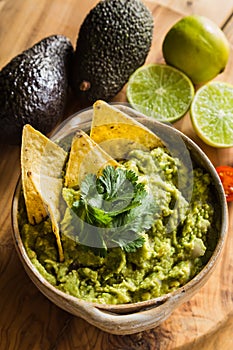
12,101,228,335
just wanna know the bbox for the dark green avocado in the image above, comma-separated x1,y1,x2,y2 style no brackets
71,0,154,103
0,35,73,144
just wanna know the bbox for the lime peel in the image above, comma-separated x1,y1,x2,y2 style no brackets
162,15,230,85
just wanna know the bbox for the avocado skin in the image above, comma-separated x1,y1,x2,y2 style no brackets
71,0,154,103
0,35,73,144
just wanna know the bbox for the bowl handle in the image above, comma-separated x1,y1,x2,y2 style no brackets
80,295,181,335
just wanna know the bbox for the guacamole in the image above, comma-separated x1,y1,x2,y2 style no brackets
19,146,217,305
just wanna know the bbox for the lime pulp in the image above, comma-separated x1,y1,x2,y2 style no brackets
190,81,233,148
126,63,194,123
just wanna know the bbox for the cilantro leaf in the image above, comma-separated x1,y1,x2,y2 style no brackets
66,166,155,255
117,235,146,253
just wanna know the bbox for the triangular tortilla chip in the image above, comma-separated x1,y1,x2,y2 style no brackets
30,172,64,262
21,124,67,225
65,129,119,188
22,171,48,224
90,100,164,159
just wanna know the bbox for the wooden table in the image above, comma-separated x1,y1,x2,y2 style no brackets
0,1,233,349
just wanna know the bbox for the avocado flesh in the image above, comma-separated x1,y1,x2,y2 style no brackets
71,0,154,103
0,35,73,145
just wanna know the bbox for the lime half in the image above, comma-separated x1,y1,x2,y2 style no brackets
190,81,233,148
126,63,194,123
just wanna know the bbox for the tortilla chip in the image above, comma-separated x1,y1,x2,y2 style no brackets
65,129,119,188
22,171,48,225
21,124,67,225
90,100,164,159
30,172,64,262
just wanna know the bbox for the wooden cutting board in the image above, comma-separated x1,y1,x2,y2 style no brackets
0,1,233,349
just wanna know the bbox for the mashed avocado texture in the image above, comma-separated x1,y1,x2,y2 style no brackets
19,147,216,304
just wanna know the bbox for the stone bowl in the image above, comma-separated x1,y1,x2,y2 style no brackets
12,104,228,335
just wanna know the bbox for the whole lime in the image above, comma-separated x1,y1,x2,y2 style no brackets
162,15,230,84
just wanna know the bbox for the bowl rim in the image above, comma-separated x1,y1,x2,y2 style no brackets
12,104,229,314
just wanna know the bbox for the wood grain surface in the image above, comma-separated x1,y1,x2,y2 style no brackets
0,1,233,349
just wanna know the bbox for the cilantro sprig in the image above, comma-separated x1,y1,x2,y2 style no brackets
68,166,155,256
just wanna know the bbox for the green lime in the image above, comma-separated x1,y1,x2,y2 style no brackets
126,63,194,122
190,81,233,147
162,15,230,85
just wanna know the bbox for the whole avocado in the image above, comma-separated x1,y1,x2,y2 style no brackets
0,35,73,144
71,0,154,103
